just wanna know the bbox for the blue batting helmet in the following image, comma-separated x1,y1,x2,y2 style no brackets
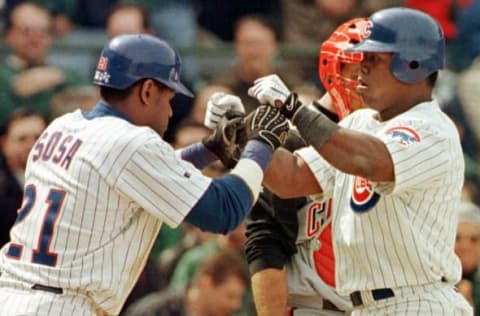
93,34,193,97
348,7,445,84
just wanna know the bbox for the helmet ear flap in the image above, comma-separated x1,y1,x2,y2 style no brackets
390,54,427,84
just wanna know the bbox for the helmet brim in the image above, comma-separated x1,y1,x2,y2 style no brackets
347,39,396,53
170,81,194,98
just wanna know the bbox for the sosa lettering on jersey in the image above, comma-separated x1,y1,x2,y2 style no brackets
31,131,82,170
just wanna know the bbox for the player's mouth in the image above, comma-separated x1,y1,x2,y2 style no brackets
356,77,368,93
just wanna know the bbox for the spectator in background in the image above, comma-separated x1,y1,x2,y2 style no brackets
123,249,249,316
405,0,476,71
168,222,255,316
0,2,87,126
107,3,154,38
49,85,99,119
104,2,193,143
193,14,303,125
282,0,403,84
2,0,79,37
451,0,480,71
72,0,119,29
169,223,247,291
455,201,480,315
0,108,47,247
196,0,282,42
442,99,480,203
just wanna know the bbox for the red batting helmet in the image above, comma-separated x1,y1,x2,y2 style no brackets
319,18,371,119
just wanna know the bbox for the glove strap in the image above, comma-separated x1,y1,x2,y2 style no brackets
282,93,304,121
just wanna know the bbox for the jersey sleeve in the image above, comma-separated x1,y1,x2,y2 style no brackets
295,146,335,201
374,117,459,195
115,139,212,228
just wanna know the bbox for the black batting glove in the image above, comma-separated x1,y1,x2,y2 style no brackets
243,105,289,151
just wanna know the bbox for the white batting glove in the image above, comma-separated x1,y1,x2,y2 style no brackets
247,74,291,106
204,92,246,129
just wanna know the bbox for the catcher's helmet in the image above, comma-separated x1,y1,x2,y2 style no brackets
348,7,445,84
319,18,370,119
93,34,193,97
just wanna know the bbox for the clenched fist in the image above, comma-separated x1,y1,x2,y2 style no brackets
204,92,245,129
244,105,289,151
247,74,291,107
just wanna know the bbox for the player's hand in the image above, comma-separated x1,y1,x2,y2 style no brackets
204,92,246,129
13,66,64,97
202,110,247,169
278,92,305,121
244,105,289,151
247,74,291,107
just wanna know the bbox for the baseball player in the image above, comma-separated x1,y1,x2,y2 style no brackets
248,7,473,316
0,34,289,316
205,18,370,316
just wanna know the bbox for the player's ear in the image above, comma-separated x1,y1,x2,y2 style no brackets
138,79,156,106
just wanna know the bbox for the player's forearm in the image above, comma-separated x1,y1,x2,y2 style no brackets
294,106,394,182
251,267,289,316
185,174,252,233
185,140,272,234
263,148,322,198
318,128,394,181
178,142,218,169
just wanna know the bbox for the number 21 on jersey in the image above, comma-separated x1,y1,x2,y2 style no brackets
6,184,66,267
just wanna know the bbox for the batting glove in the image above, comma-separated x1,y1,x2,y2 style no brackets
279,92,305,121
202,110,247,169
248,74,291,107
204,92,246,129
244,105,289,151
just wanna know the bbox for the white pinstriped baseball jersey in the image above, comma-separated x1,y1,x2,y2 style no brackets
0,109,212,315
295,100,464,296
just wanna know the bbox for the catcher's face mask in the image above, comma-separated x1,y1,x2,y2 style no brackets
318,18,371,119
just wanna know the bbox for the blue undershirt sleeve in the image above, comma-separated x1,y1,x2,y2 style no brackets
185,174,253,234
179,142,218,169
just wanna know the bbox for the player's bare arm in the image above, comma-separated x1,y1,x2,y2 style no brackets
251,267,288,316
314,124,394,182
263,148,322,198
249,75,395,183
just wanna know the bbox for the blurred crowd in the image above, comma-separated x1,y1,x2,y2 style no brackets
1,0,480,315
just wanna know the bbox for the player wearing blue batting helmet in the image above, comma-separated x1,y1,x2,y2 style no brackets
348,7,445,84
93,33,193,97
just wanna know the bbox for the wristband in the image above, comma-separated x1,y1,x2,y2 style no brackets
230,140,272,202
293,104,340,150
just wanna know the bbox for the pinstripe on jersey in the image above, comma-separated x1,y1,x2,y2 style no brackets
295,100,465,296
0,109,212,315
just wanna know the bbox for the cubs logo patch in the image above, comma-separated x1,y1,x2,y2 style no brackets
385,126,420,147
350,176,380,213
359,20,374,39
